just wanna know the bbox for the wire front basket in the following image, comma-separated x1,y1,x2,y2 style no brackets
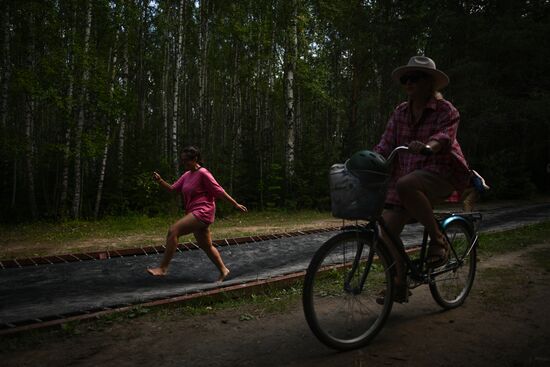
329,163,389,220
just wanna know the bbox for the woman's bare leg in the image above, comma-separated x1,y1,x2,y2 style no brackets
194,227,230,282
380,208,410,288
396,174,445,244
147,213,205,276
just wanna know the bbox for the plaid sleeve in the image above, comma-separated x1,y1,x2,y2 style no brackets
429,102,460,153
373,112,397,158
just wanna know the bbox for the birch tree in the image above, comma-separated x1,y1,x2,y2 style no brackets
171,0,185,177
161,11,170,160
59,7,76,218
72,0,92,219
198,0,210,150
118,4,129,189
1,3,9,131
1,3,11,201
284,0,298,182
24,14,38,219
94,29,120,219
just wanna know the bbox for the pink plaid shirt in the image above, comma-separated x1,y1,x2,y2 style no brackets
374,96,470,206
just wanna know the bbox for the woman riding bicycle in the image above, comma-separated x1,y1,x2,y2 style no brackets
373,56,471,302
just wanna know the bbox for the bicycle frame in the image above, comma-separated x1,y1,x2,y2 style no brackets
342,212,479,287
340,145,481,288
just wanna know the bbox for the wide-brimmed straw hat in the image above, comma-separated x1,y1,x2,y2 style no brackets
391,56,449,90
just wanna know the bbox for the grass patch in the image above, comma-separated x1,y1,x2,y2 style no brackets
478,221,550,256
527,248,550,272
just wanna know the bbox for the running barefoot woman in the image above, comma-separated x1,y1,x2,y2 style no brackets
147,146,247,282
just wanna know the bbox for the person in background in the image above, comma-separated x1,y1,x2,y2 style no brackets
373,56,471,302
461,169,490,212
147,146,247,282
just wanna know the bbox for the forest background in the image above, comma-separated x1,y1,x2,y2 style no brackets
0,0,549,223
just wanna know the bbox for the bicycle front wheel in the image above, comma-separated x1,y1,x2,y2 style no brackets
429,221,476,309
302,231,393,350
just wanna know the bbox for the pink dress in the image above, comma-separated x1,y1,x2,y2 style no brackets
171,167,226,225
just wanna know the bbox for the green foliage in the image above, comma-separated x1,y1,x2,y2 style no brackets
263,163,284,210
1,0,549,222
478,221,550,256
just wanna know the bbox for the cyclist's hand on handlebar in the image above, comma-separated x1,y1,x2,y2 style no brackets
408,141,432,155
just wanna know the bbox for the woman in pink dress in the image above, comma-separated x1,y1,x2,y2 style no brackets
147,146,247,282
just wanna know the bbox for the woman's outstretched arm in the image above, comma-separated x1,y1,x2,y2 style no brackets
153,171,175,192
221,191,247,212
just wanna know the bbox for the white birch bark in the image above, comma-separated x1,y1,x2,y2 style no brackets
24,30,38,218
284,0,297,181
94,33,119,219
118,12,129,188
172,0,185,177
94,124,110,219
1,3,11,203
1,3,10,131
72,0,92,218
162,29,169,160
198,0,209,149
229,48,240,194
59,9,76,217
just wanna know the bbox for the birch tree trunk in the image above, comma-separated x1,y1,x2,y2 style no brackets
94,34,119,219
172,0,185,177
118,9,129,189
59,9,76,218
1,3,11,199
94,125,110,219
161,28,169,160
284,0,297,182
72,0,92,219
229,46,240,194
1,3,9,131
24,28,38,219
198,0,210,150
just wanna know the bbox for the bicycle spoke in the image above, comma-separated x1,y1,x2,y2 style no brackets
429,222,476,309
303,231,393,349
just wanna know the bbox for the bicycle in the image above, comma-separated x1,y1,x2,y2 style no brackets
302,145,482,350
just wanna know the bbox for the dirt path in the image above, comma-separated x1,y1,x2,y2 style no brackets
3,244,550,367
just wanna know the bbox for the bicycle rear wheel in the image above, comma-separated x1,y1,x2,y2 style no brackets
302,231,393,350
429,221,476,309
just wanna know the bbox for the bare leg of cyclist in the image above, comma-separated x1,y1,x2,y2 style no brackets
396,175,446,246
380,209,410,291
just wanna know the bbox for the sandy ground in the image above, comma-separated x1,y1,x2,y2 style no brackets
2,243,549,367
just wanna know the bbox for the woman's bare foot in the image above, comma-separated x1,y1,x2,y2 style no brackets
147,267,167,276
217,268,230,283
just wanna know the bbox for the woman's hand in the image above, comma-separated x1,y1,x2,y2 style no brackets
407,141,429,154
152,171,162,183
235,203,248,212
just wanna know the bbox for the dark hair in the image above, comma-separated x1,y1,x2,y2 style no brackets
181,146,204,166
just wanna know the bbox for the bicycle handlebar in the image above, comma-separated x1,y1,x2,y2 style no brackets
386,144,433,165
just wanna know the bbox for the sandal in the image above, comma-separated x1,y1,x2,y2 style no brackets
426,237,450,268
376,283,411,305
